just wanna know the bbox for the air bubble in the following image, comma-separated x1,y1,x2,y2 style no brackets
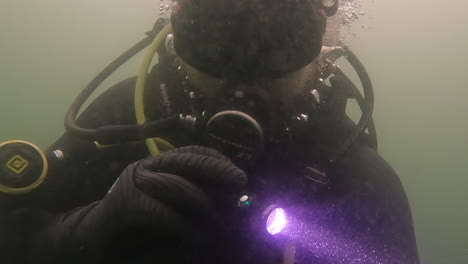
234,90,244,98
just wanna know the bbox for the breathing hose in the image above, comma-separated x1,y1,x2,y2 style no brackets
328,46,375,164
334,66,378,150
65,36,155,139
63,18,175,153
135,23,174,156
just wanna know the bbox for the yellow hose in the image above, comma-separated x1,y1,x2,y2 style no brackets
153,137,175,151
135,23,174,156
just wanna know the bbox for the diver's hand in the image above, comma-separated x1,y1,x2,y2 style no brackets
30,146,247,262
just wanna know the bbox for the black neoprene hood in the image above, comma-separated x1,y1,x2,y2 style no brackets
171,0,324,81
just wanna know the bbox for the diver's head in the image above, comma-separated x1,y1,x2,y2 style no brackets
171,0,330,81
170,0,339,116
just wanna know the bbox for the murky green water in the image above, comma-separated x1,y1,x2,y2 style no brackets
1,0,467,263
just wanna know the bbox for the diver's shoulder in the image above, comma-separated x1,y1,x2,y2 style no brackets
89,76,138,105
345,144,394,170
75,77,138,128
334,143,402,185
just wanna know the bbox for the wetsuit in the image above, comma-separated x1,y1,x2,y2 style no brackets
0,60,420,264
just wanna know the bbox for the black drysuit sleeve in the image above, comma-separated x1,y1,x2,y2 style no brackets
0,70,167,262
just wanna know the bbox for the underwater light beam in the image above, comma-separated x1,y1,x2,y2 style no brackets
280,216,408,264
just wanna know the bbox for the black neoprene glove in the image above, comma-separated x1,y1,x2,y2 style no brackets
29,146,247,263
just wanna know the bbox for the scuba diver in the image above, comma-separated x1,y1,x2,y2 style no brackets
0,0,420,263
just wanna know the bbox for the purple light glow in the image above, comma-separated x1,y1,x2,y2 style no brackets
266,208,287,235
280,213,408,263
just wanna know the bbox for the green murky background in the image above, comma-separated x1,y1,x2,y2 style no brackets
1,0,467,263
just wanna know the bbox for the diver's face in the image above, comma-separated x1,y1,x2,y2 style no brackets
183,59,320,117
